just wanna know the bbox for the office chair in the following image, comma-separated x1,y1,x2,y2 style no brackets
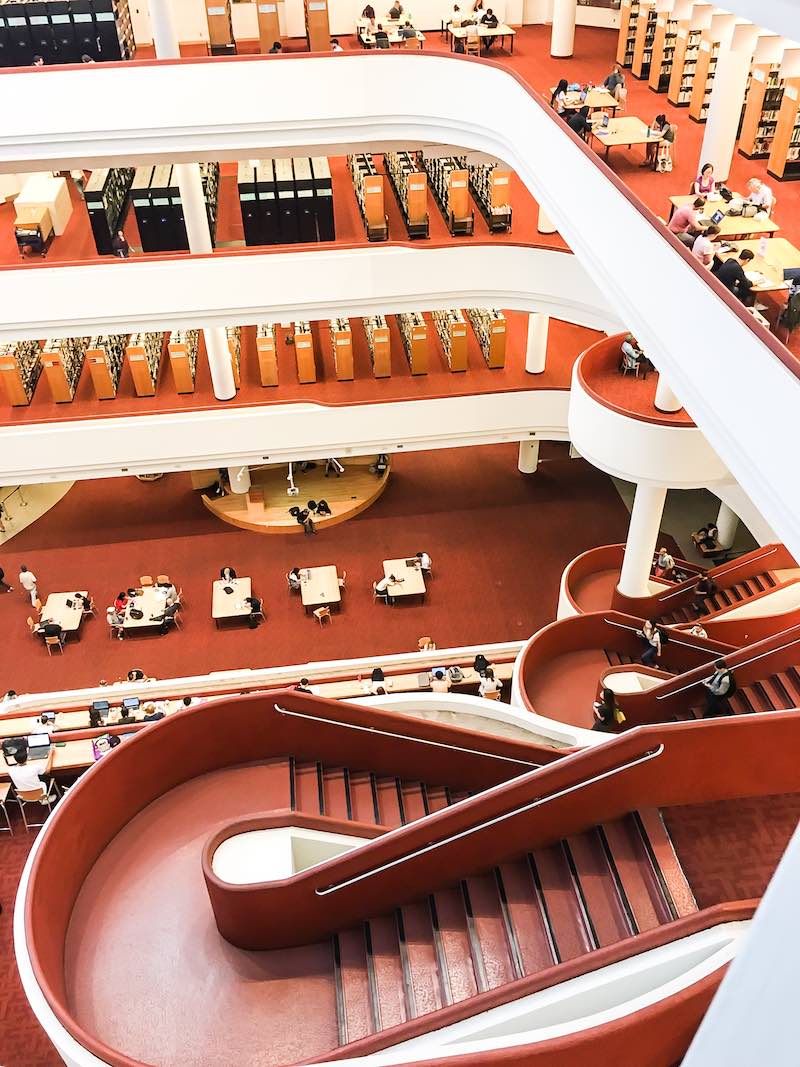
0,783,13,835
45,634,64,656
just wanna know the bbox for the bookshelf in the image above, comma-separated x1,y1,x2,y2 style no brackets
456,157,512,232
739,65,784,159
362,315,391,378
466,309,506,368
255,325,279,386
768,78,800,181
347,153,388,241
421,156,474,236
304,0,329,51
432,309,468,372
84,168,134,255
396,313,428,375
648,14,679,93
126,332,165,397
631,4,657,79
383,152,429,239
167,330,199,394
205,0,235,53
0,341,42,406
688,31,719,121
293,322,317,383
41,337,88,403
329,319,354,381
86,334,129,400
226,326,242,390
616,0,640,67
668,25,700,106
256,0,281,52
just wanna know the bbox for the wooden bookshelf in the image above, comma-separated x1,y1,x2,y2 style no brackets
432,310,468,373
126,332,165,397
648,14,679,93
348,154,388,242
362,316,391,378
304,0,329,51
739,65,784,160
205,0,234,51
167,330,199,394
397,313,428,375
668,25,701,107
226,326,241,390
631,4,657,80
768,78,800,181
329,319,354,381
293,321,317,383
616,0,640,67
0,342,41,407
689,31,719,121
41,338,88,403
255,325,279,386
466,309,506,369
86,334,129,400
256,0,281,52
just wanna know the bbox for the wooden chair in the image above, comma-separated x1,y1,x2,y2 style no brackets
15,780,59,832
338,570,347,590
82,596,96,618
313,606,332,626
27,616,37,636
405,36,422,49
177,586,187,608
465,32,480,55
156,574,170,586
33,598,42,614
373,581,389,602
418,636,436,652
483,688,502,701
140,575,153,587
617,85,628,112
45,634,64,656
0,782,13,835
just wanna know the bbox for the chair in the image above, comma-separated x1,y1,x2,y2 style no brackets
373,581,389,602
313,606,332,626
418,636,436,652
15,779,60,832
287,573,301,593
250,600,266,624
33,597,42,614
405,36,422,49
140,575,153,587
156,574,170,586
617,85,628,112
45,634,64,656
465,32,480,55
82,596,96,618
27,616,37,636
483,688,502,701
0,783,13,835
177,586,187,608
338,570,347,590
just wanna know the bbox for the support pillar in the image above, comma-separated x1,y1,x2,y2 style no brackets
550,0,576,57
525,313,549,374
617,484,668,599
537,204,557,234
148,0,180,57
518,440,540,473
699,49,752,183
227,465,252,494
716,501,739,549
654,373,682,413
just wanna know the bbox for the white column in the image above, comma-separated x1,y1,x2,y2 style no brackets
525,313,549,373
550,0,576,57
617,484,668,599
148,0,180,58
227,465,252,494
716,501,739,549
654,373,682,413
537,204,557,234
698,49,752,183
518,440,540,473
204,326,237,401
683,824,800,1067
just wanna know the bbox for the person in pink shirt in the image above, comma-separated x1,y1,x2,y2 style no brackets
668,198,705,248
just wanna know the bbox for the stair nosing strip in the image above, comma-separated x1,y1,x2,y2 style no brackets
460,880,489,994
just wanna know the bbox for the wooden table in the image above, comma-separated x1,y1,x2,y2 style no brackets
300,566,342,612
123,586,172,631
668,195,780,240
448,22,516,53
383,558,427,602
212,577,253,623
40,591,88,634
589,116,664,163
51,739,96,773
0,710,91,740
316,661,514,699
713,238,799,291
359,25,426,45
554,87,619,112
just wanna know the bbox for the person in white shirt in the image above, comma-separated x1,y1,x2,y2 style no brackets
691,224,720,269
7,747,53,796
19,565,38,606
375,573,401,599
430,668,451,693
331,38,343,50
746,178,774,214
415,551,432,573
478,669,502,697
38,713,57,734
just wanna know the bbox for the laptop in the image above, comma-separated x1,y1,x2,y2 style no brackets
710,209,725,225
91,699,110,716
123,697,140,712
26,733,52,761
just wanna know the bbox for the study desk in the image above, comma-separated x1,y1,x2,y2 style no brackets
589,117,664,163
553,87,619,112
52,739,97,772
300,566,342,612
314,661,513,699
123,586,172,631
212,577,253,622
383,558,427,602
713,238,799,291
448,21,516,53
40,591,88,634
668,195,780,240
359,25,426,45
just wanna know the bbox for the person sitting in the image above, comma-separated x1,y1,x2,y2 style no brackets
220,566,237,581
400,19,417,37
7,746,53,797
371,453,390,475
667,197,706,248
38,619,66,644
375,573,399,600
654,547,675,579
89,707,105,728
451,2,464,26
702,660,735,717
620,334,644,373
388,0,403,18
127,668,147,682
592,687,619,732
687,623,708,638
473,653,489,673
296,677,312,693
693,522,719,551
603,64,625,101
315,499,332,517
362,2,375,16
245,596,263,629
331,38,344,50
39,712,57,734
691,224,720,269
158,601,180,635
142,702,166,722
480,6,498,39
107,606,124,640
715,249,756,306
638,619,663,666
641,113,670,168
303,512,316,536
370,667,386,694
567,105,593,140
430,668,451,693
746,177,774,215
692,574,718,614
268,40,282,53
288,567,302,591
478,667,502,697
374,23,390,46
415,550,432,573
550,78,569,116
693,162,716,198
114,590,129,613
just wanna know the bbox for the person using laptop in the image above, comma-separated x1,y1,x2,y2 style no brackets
142,703,166,722
400,19,417,38
691,224,720,269
430,668,451,693
714,248,756,306
39,713,58,734
667,197,706,248
415,551,432,573
746,178,774,215
37,618,66,644
6,746,54,797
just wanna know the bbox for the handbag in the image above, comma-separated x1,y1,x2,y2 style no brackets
613,706,626,725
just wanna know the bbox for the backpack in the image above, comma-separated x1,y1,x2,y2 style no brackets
780,284,800,336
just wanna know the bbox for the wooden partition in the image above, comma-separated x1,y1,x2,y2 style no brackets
205,0,234,50
293,321,317,383
329,319,353,381
167,330,199,394
767,77,800,181
304,0,329,50
256,0,281,51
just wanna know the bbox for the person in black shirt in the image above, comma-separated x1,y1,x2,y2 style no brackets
374,24,390,46
39,620,66,643
567,106,593,140
111,231,130,258
245,596,263,629
220,566,237,580
715,249,755,305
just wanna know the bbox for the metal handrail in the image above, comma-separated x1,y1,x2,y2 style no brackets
656,635,800,700
654,546,780,602
604,617,712,655
273,705,541,768
314,745,664,896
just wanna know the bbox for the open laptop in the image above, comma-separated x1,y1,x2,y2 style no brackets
26,733,52,761
123,697,140,712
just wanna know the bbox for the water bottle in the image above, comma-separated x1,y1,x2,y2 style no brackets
758,236,768,259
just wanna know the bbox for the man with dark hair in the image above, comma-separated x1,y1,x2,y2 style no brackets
702,659,735,717
715,249,756,305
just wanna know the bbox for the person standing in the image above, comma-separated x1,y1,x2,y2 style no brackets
702,660,735,717
0,565,11,592
638,620,663,666
18,565,38,605
111,230,130,258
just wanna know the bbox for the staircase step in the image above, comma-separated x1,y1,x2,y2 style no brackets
431,888,479,1003
463,874,517,989
400,782,428,823
636,809,697,919
366,915,408,1031
601,816,673,932
336,928,375,1044
262,758,293,810
728,584,745,602
323,767,350,821
350,771,379,824
728,691,754,715
425,785,450,813
764,571,778,587
779,670,800,707
750,573,766,592
760,676,789,712
397,902,444,1019
295,760,323,815
531,844,593,962
498,859,557,975
566,830,633,947
375,777,404,827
